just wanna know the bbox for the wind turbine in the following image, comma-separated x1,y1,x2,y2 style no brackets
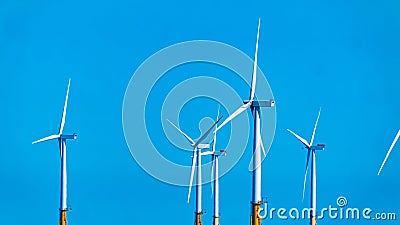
167,116,222,225
214,18,275,225
201,107,227,225
287,108,325,225
377,129,400,175
32,79,77,225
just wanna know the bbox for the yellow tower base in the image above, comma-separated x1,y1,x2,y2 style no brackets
212,216,220,225
59,209,67,225
310,216,317,225
194,212,204,225
250,201,261,225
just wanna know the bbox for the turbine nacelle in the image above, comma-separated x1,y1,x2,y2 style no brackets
60,133,78,140
195,143,210,149
243,99,275,108
201,150,227,157
215,150,227,157
310,144,325,151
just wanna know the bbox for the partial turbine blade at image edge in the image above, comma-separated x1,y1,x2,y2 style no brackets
377,129,400,176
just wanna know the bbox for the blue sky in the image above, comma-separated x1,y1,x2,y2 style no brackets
0,0,399,224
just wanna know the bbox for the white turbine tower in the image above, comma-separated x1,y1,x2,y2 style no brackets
287,108,325,225
167,116,221,225
32,79,77,225
377,129,400,175
214,18,275,225
201,107,227,225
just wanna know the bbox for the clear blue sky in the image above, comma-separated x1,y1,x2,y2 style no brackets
0,0,399,224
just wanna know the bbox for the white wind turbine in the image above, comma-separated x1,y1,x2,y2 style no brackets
32,79,77,225
287,108,325,225
214,18,275,225
167,116,222,225
201,107,227,225
377,129,400,175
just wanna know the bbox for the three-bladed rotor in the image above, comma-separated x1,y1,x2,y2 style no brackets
32,79,77,155
215,18,274,171
167,116,222,203
287,108,324,200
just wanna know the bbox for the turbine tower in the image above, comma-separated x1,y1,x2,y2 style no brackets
201,107,227,225
32,79,77,225
377,129,400,175
167,117,221,225
287,109,325,225
215,18,275,225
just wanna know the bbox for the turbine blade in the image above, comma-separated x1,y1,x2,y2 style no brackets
32,134,60,144
211,155,215,196
188,149,197,203
261,138,267,157
302,149,311,201
58,79,71,135
249,18,261,101
310,108,321,146
212,105,220,153
58,139,62,157
167,119,195,145
212,131,217,154
217,105,221,120
287,129,310,148
211,106,219,196
248,137,270,171
194,116,222,148
215,102,252,133
377,129,400,175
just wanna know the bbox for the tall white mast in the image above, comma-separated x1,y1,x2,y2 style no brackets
167,118,221,225
287,109,323,225
215,19,275,225
32,79,77,225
